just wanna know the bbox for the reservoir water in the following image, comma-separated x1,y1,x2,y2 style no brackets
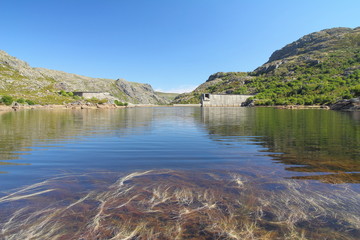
0,107,359,239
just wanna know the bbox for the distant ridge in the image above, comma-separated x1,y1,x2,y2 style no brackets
0,50,168,104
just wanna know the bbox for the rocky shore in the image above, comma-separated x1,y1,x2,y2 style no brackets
2,100,360,112
274,105,330,110
330,98,360,111
0,103,127,112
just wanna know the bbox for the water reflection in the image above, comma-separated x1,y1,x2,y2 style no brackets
201,107,360,183
0,108,154,162
1,107,359,184
0,107,359,239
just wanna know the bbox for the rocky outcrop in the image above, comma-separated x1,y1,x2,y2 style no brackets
253,60,287,75
330,98,360,111
267,28,354,63
0,50,168,104
206,72,228,82
115,79,167,104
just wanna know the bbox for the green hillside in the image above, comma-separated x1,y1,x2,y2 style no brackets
173,27,360,105
0,50,168,105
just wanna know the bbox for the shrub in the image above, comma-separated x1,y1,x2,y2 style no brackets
304,98,314,105
88,97,108,104
16,98,26,104
350,85,360,97
25,99,36,105
88,97,100,104
342,93,353,99
59,90,68,96
274,98,289,105
265,100,274,106
296,98,305,105
1,95,14,106
114,100,122,106
233,87,247,94
98,99,108,104
115,100,128,106
59,90,74,97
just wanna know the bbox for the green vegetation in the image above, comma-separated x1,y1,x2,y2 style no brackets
25,99,36,105
59,90,73,97
58,91,81,101
0,51,167,105
16,98,26,104
114,100,128,106
174,28,360,106
87,97,108,104
0,95,14,106
0,96,36,106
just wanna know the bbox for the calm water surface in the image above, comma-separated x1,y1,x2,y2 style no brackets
0,107,359,239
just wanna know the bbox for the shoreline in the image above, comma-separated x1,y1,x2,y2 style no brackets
0,104,127,112
1,104,359,112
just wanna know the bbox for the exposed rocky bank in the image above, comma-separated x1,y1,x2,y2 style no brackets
330,97,360,111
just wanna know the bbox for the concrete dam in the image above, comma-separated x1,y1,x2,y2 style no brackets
201,94,253,107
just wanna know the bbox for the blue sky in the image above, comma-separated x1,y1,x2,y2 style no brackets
1,1,359,93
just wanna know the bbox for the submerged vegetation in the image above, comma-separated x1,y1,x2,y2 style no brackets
0,170,358,239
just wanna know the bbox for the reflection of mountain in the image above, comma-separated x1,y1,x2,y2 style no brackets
1,107,359,183
0,109,155,164
200,108,360,183
0,107,204,169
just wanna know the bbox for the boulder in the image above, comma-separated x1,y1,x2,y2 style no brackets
330,98,360,111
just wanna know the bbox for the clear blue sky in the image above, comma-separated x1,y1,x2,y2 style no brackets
1,0,359,93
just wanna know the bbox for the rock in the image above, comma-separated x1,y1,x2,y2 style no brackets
115,79,167,104
254,60,285,75
12,102,20,111
330,98,360,111
267,28,353,63
241,99,255,107
320,105,330,110
350,98,360,103
207,72,227,82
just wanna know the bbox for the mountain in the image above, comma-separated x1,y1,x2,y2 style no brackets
173,27,360,105
0,50,168,104
155,92,179,101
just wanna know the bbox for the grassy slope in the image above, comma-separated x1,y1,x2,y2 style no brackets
0,64,72,104
173,27,360,105
155,92,179,102
0,50,168,105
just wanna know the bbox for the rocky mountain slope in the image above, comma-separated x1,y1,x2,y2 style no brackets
173,27,360,105
0,50,168,104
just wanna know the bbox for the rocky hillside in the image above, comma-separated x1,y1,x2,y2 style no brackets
0,50,168,104
173,27,360,105
155,92,179,102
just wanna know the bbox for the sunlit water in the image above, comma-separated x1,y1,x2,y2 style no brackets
0,107,359,239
